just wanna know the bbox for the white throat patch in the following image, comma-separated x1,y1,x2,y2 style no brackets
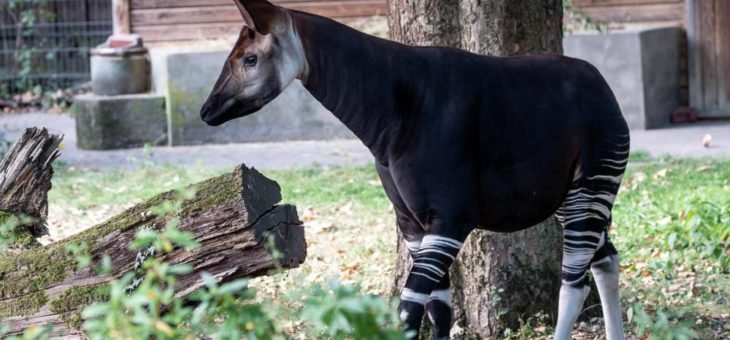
274,14,307,89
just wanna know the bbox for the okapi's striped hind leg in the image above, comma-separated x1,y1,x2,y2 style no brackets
554,138,629,340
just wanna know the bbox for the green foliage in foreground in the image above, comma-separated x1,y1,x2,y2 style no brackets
629,304,698,340
2,187,405,339
300,281,408,339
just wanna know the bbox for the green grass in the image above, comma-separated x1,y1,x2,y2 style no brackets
45,156,729,339
611,157,730,339
49,163,389,220
614,157,730,276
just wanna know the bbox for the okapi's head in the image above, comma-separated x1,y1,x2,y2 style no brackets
201,0,306,126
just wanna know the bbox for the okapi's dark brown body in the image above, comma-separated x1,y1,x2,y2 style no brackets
293,11,627,238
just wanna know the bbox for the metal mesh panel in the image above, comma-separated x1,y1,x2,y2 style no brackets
0,0,112,95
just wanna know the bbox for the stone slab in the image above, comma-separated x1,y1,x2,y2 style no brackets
73,93,167,150
164,50,354,146
564,27,681,130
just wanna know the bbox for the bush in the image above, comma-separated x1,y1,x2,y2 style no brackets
629,304,698,340
301,281,408,339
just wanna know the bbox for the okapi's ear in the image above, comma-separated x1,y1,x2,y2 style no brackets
233,0,287,35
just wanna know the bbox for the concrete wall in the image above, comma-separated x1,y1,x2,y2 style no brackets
159,49,353,146
140,27,681,147
564,27,681,130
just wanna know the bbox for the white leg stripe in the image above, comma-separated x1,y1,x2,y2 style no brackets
421,235,463,249
414,263,446,276
406,240,422,253
401,288,429,305
411,271,441,282
418,248,456,260
428,289,452,307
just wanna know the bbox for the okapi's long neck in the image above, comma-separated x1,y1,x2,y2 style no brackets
292,12,409,159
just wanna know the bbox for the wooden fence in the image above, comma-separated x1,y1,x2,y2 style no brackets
1,0,112,95
116,0,387,43
573,0,685,26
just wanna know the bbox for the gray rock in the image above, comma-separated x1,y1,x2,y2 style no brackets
73,93,167,150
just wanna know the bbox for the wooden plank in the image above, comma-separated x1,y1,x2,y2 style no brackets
687,0,703,110
578,3,683,22
132,5,240,26
131,1,385,26
133,0,233,9
699,0,717,109
574,0,680,6
113,0,131,34
284,0,386,17
133,22,242,41
716,0,730,112
132,0,372,10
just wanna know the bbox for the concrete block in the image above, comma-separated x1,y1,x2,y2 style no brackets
564,27,681,130
164,50,354,145
73,93,167,150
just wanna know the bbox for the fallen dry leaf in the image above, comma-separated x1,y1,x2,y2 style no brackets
702,134,712,148
301,206,317,221
654,168,669,179
656,216,672,226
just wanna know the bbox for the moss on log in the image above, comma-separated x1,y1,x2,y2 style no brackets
0,164,305,338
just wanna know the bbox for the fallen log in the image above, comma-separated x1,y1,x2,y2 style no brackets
0,164,306,338
0,127,62,249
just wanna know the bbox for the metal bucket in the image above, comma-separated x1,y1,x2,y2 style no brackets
90,35,150,96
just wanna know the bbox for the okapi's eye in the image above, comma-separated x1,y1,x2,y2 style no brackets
243,55,258,68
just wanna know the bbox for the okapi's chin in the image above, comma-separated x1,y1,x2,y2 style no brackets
201,96,261,126
202,105,261,126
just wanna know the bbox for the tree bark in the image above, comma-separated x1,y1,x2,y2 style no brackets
387,1,590,337
0,164,306,338
0,127,62,248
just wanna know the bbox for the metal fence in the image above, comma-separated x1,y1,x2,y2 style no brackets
0,0,112,96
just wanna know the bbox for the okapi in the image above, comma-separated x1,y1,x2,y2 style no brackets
200,1,629,339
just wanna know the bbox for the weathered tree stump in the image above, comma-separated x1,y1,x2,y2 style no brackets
0,164,306,338
0,127,62,249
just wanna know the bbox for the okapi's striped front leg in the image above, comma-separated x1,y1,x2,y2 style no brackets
400,232,467,339
403,237,454,340
426,273,452,339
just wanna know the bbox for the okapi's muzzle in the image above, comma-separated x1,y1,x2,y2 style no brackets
200,94,264,126
200,66,263,126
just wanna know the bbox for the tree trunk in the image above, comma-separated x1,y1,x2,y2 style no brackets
0,127,62,249
387,1,588,337
0,164,306,338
